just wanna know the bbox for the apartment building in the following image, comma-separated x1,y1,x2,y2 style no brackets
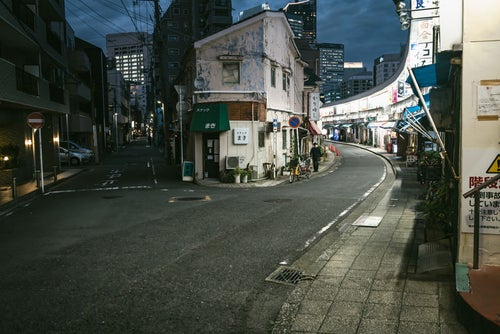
0,0,70,185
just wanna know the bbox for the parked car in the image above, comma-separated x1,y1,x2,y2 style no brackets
59,147,89,166
60,140,95,161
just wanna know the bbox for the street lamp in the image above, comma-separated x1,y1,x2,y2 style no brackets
114,112,119,152
174,85,186,167
394,1,439,30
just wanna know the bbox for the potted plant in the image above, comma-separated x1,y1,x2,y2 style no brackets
233,167,242,183
417,178,453,241
240,169,248,183
417,150,442,183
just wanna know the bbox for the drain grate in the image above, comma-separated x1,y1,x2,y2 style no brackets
266,266,303,286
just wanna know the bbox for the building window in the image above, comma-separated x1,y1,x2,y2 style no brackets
222,62,239,84
168,48,180,55
282,129,287,150
282,72,288,91
271,67,276,88
258,131,265,147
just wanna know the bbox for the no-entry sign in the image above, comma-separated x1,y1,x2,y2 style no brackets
27,112,45,129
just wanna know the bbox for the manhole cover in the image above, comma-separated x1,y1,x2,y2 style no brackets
177,197,205,201
266,266,303,286
102,195,123,199
169,196,211,203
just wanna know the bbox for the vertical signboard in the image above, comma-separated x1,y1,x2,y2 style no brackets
310,92,320,121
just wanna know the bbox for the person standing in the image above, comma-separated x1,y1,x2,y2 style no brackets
310,142,321,172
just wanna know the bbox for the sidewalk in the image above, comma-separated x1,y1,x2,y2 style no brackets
271,143,469,334
0,168,83,213
197,146,341,188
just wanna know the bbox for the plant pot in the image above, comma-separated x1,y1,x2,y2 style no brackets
241,174,248,183
234,174,241,183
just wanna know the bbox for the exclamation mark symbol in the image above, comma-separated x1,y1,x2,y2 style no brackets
497,159,500,172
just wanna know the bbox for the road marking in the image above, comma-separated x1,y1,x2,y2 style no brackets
299,166,388,251
47,185,152,195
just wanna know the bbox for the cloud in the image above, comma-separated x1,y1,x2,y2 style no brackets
66,0,408,67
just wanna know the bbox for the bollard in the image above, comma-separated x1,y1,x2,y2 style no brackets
35,170,40,188
11,177,17,200
53,166,58,182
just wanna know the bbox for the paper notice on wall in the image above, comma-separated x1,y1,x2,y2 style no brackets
477,81,500,119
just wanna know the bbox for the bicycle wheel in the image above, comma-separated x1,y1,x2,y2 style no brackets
304,167,311,179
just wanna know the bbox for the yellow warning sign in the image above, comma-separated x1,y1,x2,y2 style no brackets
486,154,500,173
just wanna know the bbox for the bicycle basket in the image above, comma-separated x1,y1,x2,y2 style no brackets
290,159,299,168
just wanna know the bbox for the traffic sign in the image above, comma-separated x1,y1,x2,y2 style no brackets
486,154,500,173
288,116,301,128
27,112,45,129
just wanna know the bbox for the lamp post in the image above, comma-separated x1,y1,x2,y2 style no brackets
114,112,118,152
174,85,186,168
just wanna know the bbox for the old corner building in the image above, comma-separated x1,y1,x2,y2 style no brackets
177,10,320,180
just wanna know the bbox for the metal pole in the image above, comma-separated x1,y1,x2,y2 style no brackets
11,177,17,199
115,113,119,152
473,191,480,269
180,92,184,168
32,129,36,179
38,128,44,193
407,67,459,180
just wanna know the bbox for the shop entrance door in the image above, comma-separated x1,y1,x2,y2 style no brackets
204,133,219,178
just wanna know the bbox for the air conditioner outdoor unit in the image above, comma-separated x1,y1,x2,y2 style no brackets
226,156,245,169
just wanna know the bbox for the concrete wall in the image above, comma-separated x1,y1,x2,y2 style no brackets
458,0,500,265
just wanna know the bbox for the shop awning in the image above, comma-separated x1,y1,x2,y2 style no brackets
367,121,395,129
190,103,230,132
308,120,322,135
380,121,396,129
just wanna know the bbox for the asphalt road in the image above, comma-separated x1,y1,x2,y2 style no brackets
0,139,389,333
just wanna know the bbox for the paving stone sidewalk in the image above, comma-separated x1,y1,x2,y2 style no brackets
272,148,468,334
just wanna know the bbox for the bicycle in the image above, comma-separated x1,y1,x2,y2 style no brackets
289,156,312,183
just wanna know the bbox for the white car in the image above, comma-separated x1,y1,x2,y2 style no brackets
59,147,89,166
60,140,95,161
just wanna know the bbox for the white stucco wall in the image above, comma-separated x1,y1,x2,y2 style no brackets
192,11,305,178
458,0,500,266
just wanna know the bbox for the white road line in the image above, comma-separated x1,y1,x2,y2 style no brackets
299,166,387,252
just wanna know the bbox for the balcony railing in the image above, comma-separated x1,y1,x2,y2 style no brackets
49,83,65,104
15,68,39,96
13,2,35,30
463,173,500,269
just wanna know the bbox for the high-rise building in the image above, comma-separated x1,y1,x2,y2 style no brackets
159,0,233,90
237,3,270,21
283,0,317,47
373,53,402,86
158,0,233,163
342,70,373,98
317,43,344,103
106,32,150,86
344,62,365,81
106,32,150,131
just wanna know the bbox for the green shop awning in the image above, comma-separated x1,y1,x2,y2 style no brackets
190,103,230,132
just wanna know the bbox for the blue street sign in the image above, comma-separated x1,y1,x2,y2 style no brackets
289,116,301,128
